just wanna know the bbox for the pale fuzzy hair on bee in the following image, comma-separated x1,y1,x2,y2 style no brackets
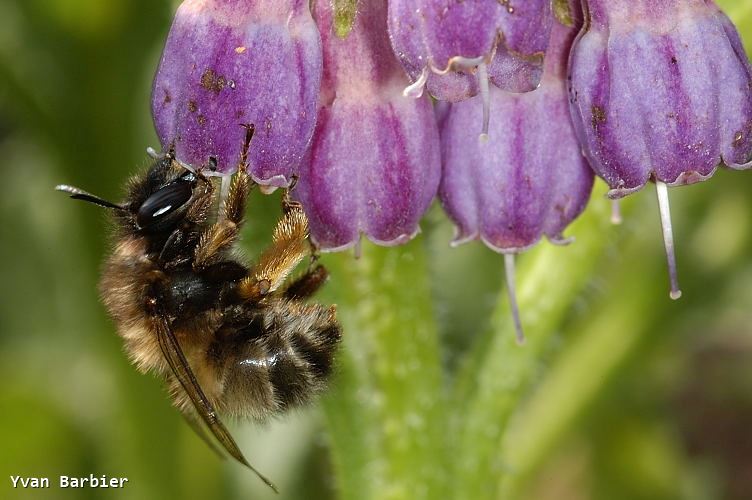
164,300,338,420
99,237,167,373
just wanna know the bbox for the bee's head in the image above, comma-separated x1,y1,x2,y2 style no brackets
56,155,210,235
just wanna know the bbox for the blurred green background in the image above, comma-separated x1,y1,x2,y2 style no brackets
1,1,751,499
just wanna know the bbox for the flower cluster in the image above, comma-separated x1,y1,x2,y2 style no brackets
152,0,752,340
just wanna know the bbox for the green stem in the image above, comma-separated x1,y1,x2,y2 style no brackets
322,344,374,500
322,239,447,500
451,186,625,500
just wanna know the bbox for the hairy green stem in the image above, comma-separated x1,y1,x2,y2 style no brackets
322,345,375,500
322,240,447,500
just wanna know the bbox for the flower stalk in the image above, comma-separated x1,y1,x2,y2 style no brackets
321,240,447,500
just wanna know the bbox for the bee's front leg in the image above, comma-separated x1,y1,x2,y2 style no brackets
193,166,252,271
159,181,214,268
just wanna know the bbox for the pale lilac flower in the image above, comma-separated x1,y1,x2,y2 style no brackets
388,0,553,137
440,14,593,342
568,0,752,299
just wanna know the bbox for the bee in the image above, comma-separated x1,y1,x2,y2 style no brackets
56,125,341,492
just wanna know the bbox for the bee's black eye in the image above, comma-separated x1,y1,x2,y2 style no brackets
137,179,193,229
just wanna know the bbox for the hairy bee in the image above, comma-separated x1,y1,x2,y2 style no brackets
56,126,341,491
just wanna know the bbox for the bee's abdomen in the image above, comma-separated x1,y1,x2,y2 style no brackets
215,301,341,420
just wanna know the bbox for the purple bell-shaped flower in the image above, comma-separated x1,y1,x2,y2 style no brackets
387,0,553,137
294,0,441,252
440,13,594,342
568,0,752,299
151,0,322,187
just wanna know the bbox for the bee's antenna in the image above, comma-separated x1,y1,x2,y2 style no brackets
55,184,127,211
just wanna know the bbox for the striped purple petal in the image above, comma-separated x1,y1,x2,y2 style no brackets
151,0,322,187
387,0,553,101
295,0,441,251
568,0,752,299
440,17,593,252
440,13,593,343
387,0,498,102
489,0,553,93
568,0,752,197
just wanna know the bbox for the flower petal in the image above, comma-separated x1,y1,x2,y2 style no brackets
440,17,593,251
295,0,441,251
151,0,322,186
489,0,552,93
568,0,752,196
387,0,498,101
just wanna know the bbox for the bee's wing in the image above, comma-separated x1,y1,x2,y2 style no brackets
152,314,278,493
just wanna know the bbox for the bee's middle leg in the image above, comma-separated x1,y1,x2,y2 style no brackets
237,201,311,302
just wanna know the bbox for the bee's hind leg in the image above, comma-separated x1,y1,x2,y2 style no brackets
283,265,329,300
